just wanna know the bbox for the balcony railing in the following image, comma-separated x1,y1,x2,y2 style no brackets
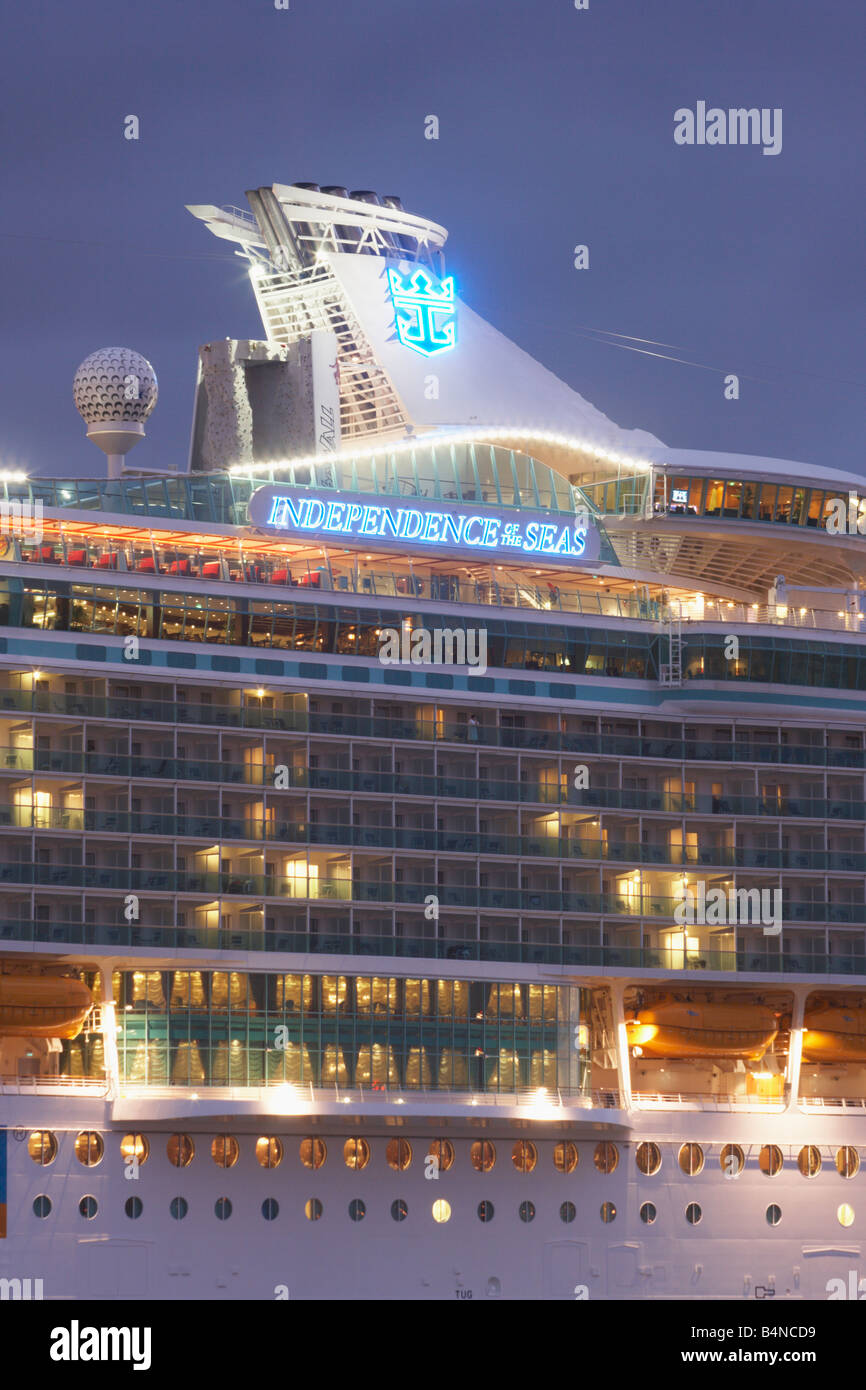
0,920,863,976
0,690,863,769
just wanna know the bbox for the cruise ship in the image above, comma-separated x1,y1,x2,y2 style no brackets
1,181,865,1302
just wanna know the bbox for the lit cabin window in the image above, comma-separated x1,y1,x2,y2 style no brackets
470,1141,496,1173
600,1202,616,1223
300,1138,327,1170
211,1135,239,1169
120,1133,149,1166
836,1147,860,1179
838,1204,855,1228
678,1143,703,1177
428,1139,455,1173
386,1138,412,1172
256,1137,283,1169
344,1138,370,1170
720,1143,744,1177
553,1141,578,1174
74,1132,104,1167
636,1142,661,1176
167,1134,195,1168
759,1145,783,1177
432,1199,451,1223
28,1131,57,1166
797,1145,821,1178
594,1142,618,1174
305,1199,323,1222
512,1141,537,1173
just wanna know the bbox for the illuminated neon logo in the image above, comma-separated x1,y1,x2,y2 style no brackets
387,266,456,357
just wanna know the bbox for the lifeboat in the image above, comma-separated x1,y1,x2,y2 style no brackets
0,972,93,1039
802,1001,866,1063
626,998,778,1060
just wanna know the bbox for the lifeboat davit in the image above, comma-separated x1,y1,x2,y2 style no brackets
803,1001,866,1063
0,972,93,1039
626,999,778,1060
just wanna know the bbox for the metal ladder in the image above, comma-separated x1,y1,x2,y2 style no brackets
659,603,684,687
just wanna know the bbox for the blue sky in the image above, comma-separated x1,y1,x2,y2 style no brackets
1,0,863,476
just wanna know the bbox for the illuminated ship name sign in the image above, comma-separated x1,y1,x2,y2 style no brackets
386,266,456,357
248,486,600,567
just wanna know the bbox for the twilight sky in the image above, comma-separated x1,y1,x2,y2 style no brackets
1,0,863,477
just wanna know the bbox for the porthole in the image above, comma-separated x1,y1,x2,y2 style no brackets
478,1200,495,1223
685,1202,702,1225
798,1145,821,1178
640,1201,657,1225
838,1204,855,1228
28,1131,56,1166
170,1196,188,1221
348,1199,366,1222
33,1195,51,1218
167,1133,194,1168
386,1138,412,1172
836,1146,860,1179
120,1133,149,1166
215,1197,232,1220
432,1199,451,1223
391,1199,408,1222
720,1143,744,1178
74,1131,104,1167
553,1141,578,1174
512,1141,537,1173
636,1141,661,1176
594,1142,618,1174
79,1195,98,1220
305,1198,323,1222
759,1144,783,1177
262,1198,279,1221
344,1138,370,1171
519,1200,536,1223
300,1138,327,1170
560,1201,576,1224
766,1204,782,1227
600,1201,616,1223
428,1139,455,1173
678,1143,703,1176
256,1137,283,1170
125,1196,143,1220
470,1141,496,1173
211,1135,239,1169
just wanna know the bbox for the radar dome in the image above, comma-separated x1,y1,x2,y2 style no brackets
73,347,158,425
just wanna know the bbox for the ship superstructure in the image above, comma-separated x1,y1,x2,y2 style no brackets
1,184,866,1300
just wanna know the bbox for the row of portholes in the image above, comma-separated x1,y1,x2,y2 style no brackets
28,1131,569,1174
31,1194,858,1228
635,1142,861,1179
27,1132,863,1179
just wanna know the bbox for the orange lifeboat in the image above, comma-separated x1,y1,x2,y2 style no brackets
626,998,778,1060
0,972,93,1039
803,1000,866,1063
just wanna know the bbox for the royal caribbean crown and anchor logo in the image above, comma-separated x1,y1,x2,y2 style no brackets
386,266,457,357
